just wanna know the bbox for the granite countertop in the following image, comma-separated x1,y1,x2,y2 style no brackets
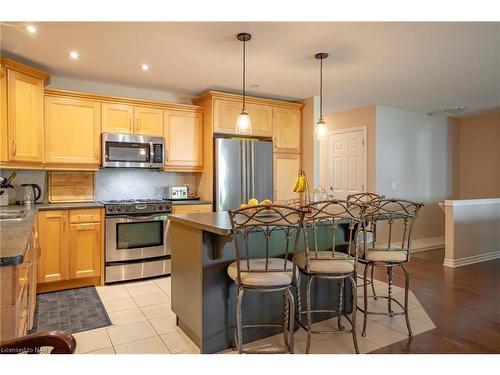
0,202,103,267
169,211,232,236
168,200,213,206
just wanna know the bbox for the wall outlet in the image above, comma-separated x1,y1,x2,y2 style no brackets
392,181,397,190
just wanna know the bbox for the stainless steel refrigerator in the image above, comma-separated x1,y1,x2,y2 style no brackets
215,138,273,212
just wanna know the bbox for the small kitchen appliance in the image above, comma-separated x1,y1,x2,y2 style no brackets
101,133,165,169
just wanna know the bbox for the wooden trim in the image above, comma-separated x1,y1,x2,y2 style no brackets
0,161,43,170
43,163,100,171
0,58,49,81
164,166,203,173
37,277,101,294
193,90,304,110
45,88,203,112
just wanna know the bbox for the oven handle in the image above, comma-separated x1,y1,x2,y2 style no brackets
107,213,170,221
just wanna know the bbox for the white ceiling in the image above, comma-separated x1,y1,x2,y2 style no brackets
1,22,499,116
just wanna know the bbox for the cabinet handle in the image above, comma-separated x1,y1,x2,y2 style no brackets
12,139,16,155
129,118,132,131
137,118,140,131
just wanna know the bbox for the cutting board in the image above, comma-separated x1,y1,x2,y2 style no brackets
48,171,95,203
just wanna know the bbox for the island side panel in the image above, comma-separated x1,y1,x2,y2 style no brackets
170,221,203,348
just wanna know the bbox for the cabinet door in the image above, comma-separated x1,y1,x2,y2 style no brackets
273,153,301,203
102,102,134,134
7,69,44,162
44,97,101,166
69,222,101,279
213,99,272,137
38,210,69,283
273,107,301,153
134,106,163,136
164,110,203,171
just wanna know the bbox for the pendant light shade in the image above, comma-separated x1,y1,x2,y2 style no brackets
236,32,252,134
315,52,328,140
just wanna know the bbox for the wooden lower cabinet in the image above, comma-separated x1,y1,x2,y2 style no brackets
0,222,39,341
69,222,101,279
37,208,103,292
171,203,212,214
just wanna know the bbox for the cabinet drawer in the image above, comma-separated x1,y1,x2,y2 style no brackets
69,208,102,223
172,204,212,214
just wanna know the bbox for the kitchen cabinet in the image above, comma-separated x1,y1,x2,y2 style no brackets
0,58,48,168
172,203,212,214
0,221,39,341
69,222,101,279
134,106,163,136
273,107,301,153
38,210,69,283
37,208,103,292
213,99,273,137
101,102,134,134
273,152,301,203
102,103,164,137
44,96,101,169
164,110,203,172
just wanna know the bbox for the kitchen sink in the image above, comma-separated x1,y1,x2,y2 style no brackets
0,208,29,221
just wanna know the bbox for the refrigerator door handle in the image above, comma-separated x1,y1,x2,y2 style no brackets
249,141,255,199
240,141,247,204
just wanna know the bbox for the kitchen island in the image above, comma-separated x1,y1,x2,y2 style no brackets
168,211,352,354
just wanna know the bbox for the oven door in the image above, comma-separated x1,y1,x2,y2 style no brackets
106,213,169,262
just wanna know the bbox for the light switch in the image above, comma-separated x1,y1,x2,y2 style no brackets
392,182,397,189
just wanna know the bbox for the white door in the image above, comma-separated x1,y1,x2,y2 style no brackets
328,128,367,199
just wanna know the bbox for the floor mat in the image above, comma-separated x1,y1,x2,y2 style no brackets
30,287,112,334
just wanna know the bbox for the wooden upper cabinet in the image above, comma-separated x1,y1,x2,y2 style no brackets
102,102,134,134
7,70,44,162
273,152,301,203
38,210,69,283
273,107,301,153
44,96,101,168
164,110,203,172
134,106,163,136
69,222,101,279
213,99,272,137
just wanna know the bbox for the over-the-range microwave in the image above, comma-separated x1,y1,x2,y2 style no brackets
102,133,165,169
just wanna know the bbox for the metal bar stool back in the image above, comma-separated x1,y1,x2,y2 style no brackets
228,204,306,354
358,198,423,337
294,199,366,353
346,192,385,301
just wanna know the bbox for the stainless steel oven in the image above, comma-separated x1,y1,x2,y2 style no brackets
103,199,172,283
102,133,165,169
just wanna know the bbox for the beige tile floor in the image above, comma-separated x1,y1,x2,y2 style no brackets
72,275,435,354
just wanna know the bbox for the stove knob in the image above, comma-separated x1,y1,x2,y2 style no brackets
108,206,114,212
116,207,122,212
158,205,163,210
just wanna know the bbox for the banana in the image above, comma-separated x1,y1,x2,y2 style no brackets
298,175,306,193
292,172,301,192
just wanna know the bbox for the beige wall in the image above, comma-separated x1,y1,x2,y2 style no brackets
453,112,500,199
319,106,377,192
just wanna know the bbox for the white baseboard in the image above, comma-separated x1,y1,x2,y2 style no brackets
411,236,445,253
443,250,500,268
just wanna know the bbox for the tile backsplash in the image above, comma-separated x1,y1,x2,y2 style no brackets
95,169,200,201
1,168,201,204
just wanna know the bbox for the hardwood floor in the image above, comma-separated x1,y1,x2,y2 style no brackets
367,257,500,353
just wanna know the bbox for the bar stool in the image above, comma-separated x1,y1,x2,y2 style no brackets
357,198,423,338
227,204,305,354
293,200,366,354
346,193,385,300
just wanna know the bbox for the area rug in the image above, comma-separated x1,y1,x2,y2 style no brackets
30,287,112,334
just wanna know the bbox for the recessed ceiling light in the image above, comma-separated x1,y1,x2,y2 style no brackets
69,51,79,60
141,64,150,71
26,25,37,34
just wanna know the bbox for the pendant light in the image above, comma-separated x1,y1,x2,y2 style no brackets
315,52,328,139
236,32,252,134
